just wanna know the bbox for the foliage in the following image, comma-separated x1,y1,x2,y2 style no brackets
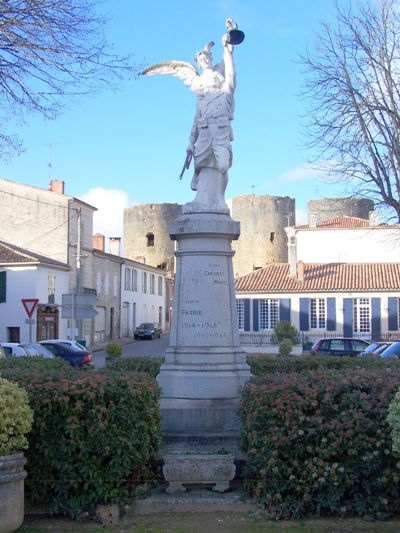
0,0,141,161
0,355,74,379
0,376,33,455
1,364,162,519
279,339,293,356
387,389,400,456
300,0,400,222
98,356,164,379
105,342,123,358
240,362,400,520
271,321,300,345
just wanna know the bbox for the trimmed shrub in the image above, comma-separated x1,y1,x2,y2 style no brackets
0,377,33,455
387,388,400,456
271,321,300,345
240,362,400,520
279,339,293,356
98,356,164,379
105,342,123,358
0,360,162,519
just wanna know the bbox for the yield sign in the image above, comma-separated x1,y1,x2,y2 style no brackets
21,299,39,318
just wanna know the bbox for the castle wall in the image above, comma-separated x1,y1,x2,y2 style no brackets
231,194,295,277
308,197,374,223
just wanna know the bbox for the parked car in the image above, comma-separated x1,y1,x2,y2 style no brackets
39,340,93,367
134,323,162,340
358,341,392,357
20,343,54,359
1,343,28,357
310,338,370,357
40,338,91,354
380,341,400,359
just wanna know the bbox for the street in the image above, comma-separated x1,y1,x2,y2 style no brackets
91,334,170,369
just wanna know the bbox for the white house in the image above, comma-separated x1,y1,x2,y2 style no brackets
235,215,400,345
0,241,70,343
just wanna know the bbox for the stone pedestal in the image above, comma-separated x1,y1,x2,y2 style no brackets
157,213,251,435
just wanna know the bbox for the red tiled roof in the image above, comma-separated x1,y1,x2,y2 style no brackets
0,240,68,268
234,263,400,293
294,215,391,229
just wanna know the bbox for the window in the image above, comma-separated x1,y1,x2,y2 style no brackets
150,274,155,294
48,273,55,304
146,233,154,247
142,272,147,293
259,299,279,330
310,298,326,329
237,299,245,331
132,269,138,292
353,298,371,334
158,276,163,296
125,267,131,291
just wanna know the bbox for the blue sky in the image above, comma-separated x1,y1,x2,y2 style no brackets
0,0,349,248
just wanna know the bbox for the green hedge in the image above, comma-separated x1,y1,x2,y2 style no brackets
0,358,162,519
98,356,164,379
240,360,400,519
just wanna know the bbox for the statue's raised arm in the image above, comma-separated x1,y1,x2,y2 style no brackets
141,19,244,214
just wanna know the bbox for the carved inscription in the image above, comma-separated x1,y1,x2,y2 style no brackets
179,262,229,341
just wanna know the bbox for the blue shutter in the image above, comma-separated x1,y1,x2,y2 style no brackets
0,271,5,303
371,298,381,340
244,299,251,332
279,299,290,322
388,297,398,331
253,300,259,332
343,298,353,337
299,298,309,331
327,298,336,331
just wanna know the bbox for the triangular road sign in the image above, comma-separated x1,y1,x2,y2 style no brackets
21,299,39,318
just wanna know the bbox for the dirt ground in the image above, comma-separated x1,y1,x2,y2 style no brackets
19,483,400,533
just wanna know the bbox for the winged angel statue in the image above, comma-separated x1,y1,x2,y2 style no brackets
142,20,239,214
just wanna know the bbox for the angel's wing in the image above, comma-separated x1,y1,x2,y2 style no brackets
141,61,199,88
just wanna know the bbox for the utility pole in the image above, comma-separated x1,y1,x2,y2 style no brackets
75,208,82,340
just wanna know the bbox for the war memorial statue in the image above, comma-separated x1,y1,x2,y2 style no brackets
142,18,244,214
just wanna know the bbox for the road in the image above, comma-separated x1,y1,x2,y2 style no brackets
91,334,170,369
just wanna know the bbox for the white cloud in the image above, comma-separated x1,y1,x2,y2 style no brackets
278,165,322,184
80,187,135,252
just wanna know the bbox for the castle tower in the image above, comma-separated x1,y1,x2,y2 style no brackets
308,197,374,223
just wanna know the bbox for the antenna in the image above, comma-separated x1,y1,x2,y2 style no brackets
48,143,52,183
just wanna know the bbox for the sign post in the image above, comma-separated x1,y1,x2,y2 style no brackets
62,294,99,339
21,299,39,342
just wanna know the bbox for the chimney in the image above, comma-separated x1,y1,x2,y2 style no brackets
308,212,317,228
109,237,121,256
369,210,380,226
93,233,105,252
49,180,65,194
297,260,305,282
285,228,297,277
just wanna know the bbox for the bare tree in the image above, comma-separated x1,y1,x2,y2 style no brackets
0,0,140,160
300,0,400,222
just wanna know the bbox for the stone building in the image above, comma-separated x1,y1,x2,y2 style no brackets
308,197,374,224
231,194,295,277
123,203,181,271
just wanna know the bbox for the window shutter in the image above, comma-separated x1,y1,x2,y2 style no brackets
244,299,251,332
388,297,398,331
279,299,290,322
253,299,259,332
299,298,309,331
327,297,336,331
371,298,381,340
343,298,353,337
0,271,6,303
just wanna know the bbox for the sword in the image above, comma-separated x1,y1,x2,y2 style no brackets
179,152,193,179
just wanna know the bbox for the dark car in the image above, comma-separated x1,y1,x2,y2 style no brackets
39,341,93,367
134,322,162,340
380,341,400,359
358,341,392,357
19,343,55,359
310,337,370,357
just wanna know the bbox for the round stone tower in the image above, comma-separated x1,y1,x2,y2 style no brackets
123,203,182,270
232,194,295,277
308,197,374,223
